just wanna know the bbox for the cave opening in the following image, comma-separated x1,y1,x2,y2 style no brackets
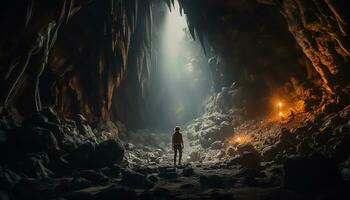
142,1,212,130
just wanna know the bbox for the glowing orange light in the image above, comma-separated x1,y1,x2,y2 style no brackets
229,134,252,145
279,111,283,117
278,102,282,107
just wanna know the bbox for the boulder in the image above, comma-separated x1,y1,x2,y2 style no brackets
226,147,236,156
211,141,223,149
89,140,124,169
74,114,95,138
147,174,159,183
261,145,280,161
312,131,332,146
279,128,296,146
236,144,258,155
182,166,194,177
100,165,121,178
199,175,224,188
121,169,154,189
229,152,261,169
18,127,59,152
65,142,95,169
296,140,313,156
283,154,341,194
220,121,233,138
20,153,53,179
70,177,91,190
158,171,178,179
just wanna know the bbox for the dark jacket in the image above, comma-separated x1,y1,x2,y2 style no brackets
172,132,183,145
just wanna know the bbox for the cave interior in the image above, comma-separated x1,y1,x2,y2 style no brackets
1,0,350,199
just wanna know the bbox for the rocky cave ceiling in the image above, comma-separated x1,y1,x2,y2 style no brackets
0,0,349,126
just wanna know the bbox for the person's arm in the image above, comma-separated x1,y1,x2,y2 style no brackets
181,134,184,149
171,134,174,148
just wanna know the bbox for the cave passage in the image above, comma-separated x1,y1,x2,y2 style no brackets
1,0,350,199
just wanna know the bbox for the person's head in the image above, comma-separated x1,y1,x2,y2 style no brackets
174,126,180,132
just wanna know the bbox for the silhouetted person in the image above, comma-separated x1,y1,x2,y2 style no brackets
172,126,184,167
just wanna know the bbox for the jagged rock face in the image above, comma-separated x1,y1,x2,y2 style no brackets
48,0,153,122
0,0,153,123
0,0,349,123
281,0,350,93
178,0,350,115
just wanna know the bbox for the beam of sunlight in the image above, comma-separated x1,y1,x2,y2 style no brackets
162,3,187,61
148,2,212,129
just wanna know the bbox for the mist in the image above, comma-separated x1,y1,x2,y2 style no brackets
143,2,212,130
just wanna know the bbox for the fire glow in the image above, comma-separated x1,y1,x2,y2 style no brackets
277,101,284,119
229,134,252,145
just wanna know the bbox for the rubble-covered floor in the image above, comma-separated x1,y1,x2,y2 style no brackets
1,85,350,199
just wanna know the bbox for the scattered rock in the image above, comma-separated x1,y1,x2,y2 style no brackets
261,145,279,161
226,147,236,156
236,144,258,155
279,128,296,146
100,165,121,178
229,152,261,169
20,152,53,179
187,150,201,162
76,170,107,184
211,141,223,149
121,169,154,189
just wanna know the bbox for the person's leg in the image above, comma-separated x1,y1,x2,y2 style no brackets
174,146,177,166
178,147,182,165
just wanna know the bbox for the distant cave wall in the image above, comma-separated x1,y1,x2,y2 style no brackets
179,0,314,117
178,0,350,117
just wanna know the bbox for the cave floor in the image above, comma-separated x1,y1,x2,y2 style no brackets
61,164,300,200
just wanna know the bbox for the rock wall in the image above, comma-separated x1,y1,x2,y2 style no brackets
0,0,154,123
281,0,350,93
0,0,349,124
178,0,350,116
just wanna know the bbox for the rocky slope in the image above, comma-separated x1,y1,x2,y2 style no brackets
1,83,350,199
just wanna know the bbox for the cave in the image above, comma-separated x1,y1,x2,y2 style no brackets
1,0,350,199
